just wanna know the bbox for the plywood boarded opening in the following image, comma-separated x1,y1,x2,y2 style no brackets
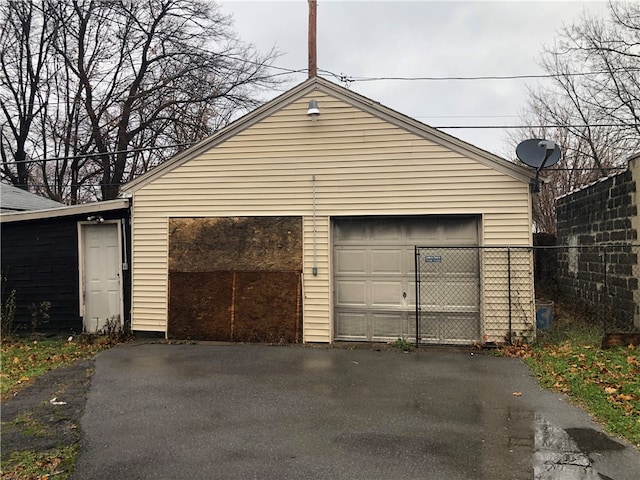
168,217,302,342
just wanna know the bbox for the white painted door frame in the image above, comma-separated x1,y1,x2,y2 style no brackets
77,220,124,333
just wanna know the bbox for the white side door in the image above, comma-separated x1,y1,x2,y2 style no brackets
80,222,123,333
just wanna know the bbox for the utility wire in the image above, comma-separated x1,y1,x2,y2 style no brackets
4,121,635,165
203,54,634,82
11,165,629,188
317,68,640,83
7,64,640,108
5,143,190,165
437,124,631,129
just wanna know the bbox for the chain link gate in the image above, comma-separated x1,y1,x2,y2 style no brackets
414,247,535,346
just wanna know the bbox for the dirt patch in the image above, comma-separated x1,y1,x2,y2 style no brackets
1,360,94,462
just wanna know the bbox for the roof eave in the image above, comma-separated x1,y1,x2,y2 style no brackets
0,198,129,223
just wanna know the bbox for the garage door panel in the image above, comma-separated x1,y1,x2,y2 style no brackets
371,281,403,306
422,280,479,309
335,280,367,306
335,311,367,339
406,281,417,305
335,249,367,274
371,312,404,340
405,314,417,338
406,249,418,275
420,319,439,342
421,312,480,344
371,249,403,274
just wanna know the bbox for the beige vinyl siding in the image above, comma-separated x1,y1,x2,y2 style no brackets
303,216,331,342
130,90,532,340
484,213,533,246
131,211,168,331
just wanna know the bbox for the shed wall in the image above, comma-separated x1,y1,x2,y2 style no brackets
131,91,533,340
1,210,131,333
1,218,80,332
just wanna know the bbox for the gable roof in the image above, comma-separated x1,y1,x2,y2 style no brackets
121,76,536,194
0,183,64,213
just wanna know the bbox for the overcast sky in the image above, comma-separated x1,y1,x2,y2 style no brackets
218,0,609,159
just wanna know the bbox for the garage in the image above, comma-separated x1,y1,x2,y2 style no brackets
333,215,479,342
122,77,536,343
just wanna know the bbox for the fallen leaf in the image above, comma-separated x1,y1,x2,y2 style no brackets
604,386,618,394
512,391,522,397
19,376,29,382
12,357,20,364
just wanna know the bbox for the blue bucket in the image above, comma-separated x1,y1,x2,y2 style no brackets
536,301,554,330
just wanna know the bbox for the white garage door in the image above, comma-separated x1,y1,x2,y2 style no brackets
333,216,479,342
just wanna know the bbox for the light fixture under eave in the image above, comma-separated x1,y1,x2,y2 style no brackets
307,99,320,122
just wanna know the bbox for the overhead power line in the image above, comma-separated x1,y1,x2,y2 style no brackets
6,143,190,165
4,123,635,166
317,68,640,83
438,124,631,129
12,164,630,189
9,62,637,108
232,61,640,82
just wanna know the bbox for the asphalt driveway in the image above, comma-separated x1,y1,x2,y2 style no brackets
72,344,640,479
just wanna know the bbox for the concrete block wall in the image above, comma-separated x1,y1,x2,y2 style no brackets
555,155,639,329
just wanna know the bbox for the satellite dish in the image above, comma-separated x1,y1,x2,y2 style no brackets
516,138,561,169
516,138,562,193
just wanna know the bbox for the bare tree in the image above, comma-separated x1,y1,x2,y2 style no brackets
1,0,283,202
0,1,56,191
514,1,640,234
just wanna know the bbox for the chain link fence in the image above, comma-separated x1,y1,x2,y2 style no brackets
415,244,640,346
415,247,534,346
